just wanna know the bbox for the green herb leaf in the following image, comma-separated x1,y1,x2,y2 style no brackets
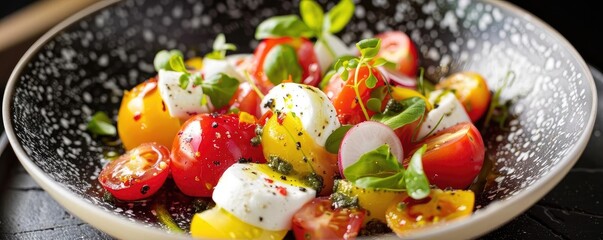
178,74,190,89
347,58,359,68
169,55,188,73
325,0,355,33
372,97,426,130
354,172,406,190
153,50,183,72
153,203,185,233
339,67,349,81
300,0,324,33
87,111,116,136
373,57,396,69
324,125,353,154
200,73,240,109
356,38,381,59
366,98,382,112
343,144,402,182
255,15,314,39
404,144,430,199
365,70,377,88
206,34,237,60
262,44,303,85
370,85,389,100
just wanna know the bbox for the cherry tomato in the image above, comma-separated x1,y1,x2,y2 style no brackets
250,37,321,93
292,198,365,240
170,113,265,197
226,82,262,118
407,122,485,189
117,78,181,150
436,71,491,122
376,31,419,77
323,66,386,125
385,189,474,236
98,142,170,201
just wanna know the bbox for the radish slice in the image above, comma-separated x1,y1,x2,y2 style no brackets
338,121,404,176
377,66,417,89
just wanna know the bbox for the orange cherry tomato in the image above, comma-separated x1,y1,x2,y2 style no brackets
437,71,491,122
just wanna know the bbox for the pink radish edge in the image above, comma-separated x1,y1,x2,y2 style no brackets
338,121,404,178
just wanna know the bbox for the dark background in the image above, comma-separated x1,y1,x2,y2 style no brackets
1,0,601,239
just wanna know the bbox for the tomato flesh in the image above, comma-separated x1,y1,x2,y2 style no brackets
170,113,265,197
292,198,365,240
408,122,485,189
98,142,170,201
250,37,321,93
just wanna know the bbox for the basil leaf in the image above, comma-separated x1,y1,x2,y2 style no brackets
262,44,302,85
200,73,240,109
371,97,426,130
324,125,353,154
153,50,183,71
366,98,382,112
343,144,401,181
353,172,406,190
169,55,187,73
356,38,381,59
325,0,355,33
87,111,116,136
404,144,430,199
300,0,324,33
255,15,314,39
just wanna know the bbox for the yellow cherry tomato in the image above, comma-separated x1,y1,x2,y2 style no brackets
385,189,474,236
117,78,181,150
261,113,338,196
436,71,490,122
185,57,203,70
333,179,407,225
190,207,288,239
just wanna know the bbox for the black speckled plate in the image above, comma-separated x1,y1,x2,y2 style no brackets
2,0,597,239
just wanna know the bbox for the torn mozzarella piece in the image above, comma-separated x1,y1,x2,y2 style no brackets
157,69,211,120
260,83,340,147
417,89,471,139
212,163,316,231
202,58,246,82
314,33,355,74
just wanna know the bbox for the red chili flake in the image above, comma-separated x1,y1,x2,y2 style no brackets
277,113,286,125
264,178,274,184
161,100,166,112
133,113,142,121
276,186,287,196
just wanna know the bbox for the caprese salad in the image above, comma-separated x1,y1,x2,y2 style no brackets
88,0,494,238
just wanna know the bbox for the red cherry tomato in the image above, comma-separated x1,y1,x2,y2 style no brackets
406,122,485,189
170,113,265,197
226,82,262,118
292,198,365,240
250,37,321,93
98,142,170,201
323,66,386,125
376,31,419,77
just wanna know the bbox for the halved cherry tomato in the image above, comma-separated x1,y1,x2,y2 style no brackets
250,37,321,93
436,71,491,122
323,66,386,125
170,113,265,197
407,122,485,189
385,189,474,236
292,198,365,240
98,142,170,201
117,78,181,150
376,31,419,77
